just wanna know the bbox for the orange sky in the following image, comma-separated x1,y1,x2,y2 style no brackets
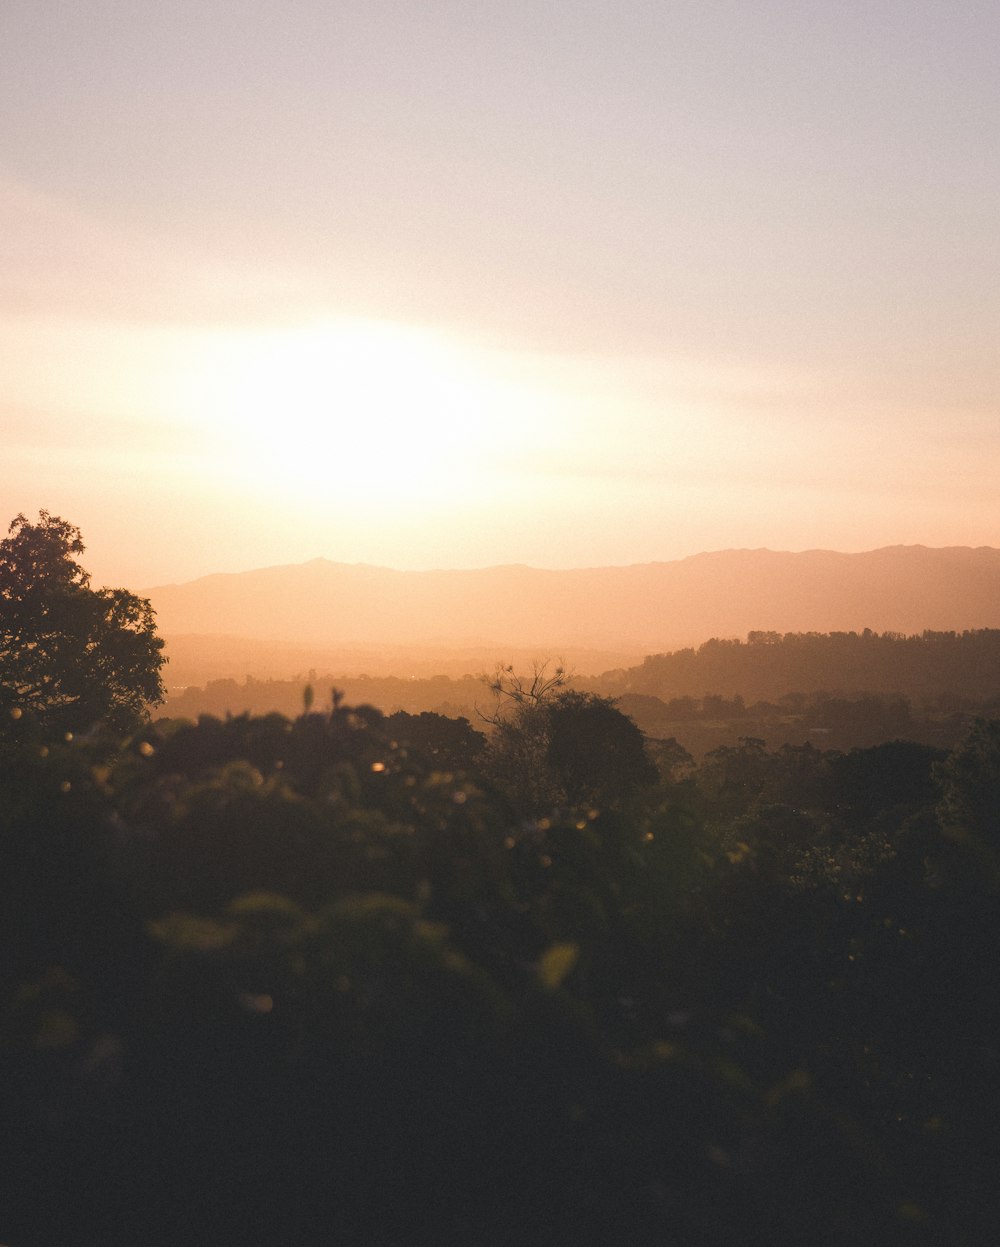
3,2,999,588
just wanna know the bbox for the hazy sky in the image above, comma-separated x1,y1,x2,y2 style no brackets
3,1,998,586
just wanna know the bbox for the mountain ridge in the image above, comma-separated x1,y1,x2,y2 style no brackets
145,542,1000,592
145,546,1000,674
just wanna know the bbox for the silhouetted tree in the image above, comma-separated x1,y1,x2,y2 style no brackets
385,710,486,771
0,511,165,734
480,664,656,813
477,660,570,812
478,658,570,723
545,690,658,807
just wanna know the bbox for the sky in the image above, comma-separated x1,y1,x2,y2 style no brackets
3,0,999,588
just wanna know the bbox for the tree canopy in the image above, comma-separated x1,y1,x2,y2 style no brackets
0,511,165,735
4,697,1000,1244
480,662,657,813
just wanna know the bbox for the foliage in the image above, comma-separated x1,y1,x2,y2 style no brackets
2,693,1000,1244
0,512,165,734
545,689,658,807
165,666,989,762
935,718,1000,869
479,657,572,721
478,663,657,815
384,709,486,771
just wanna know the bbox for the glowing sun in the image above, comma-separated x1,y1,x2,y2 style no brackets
172,319,525,503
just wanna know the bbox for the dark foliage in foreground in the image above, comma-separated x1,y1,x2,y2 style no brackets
2,702,999,1246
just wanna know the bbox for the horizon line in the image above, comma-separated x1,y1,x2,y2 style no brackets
140,541,1000,592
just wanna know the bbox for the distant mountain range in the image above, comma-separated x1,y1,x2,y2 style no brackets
146,546,1000,683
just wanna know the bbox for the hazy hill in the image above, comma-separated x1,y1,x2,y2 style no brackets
158,635,642,687
147,546,1000,680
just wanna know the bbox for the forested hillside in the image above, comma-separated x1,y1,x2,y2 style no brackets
165,671,485,722
598,628,1000,702
161,629,1000,760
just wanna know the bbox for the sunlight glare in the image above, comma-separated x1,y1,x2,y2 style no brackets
170,320,540,504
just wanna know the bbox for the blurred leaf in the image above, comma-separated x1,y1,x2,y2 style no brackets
537,941,579,990
147,913,237,951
